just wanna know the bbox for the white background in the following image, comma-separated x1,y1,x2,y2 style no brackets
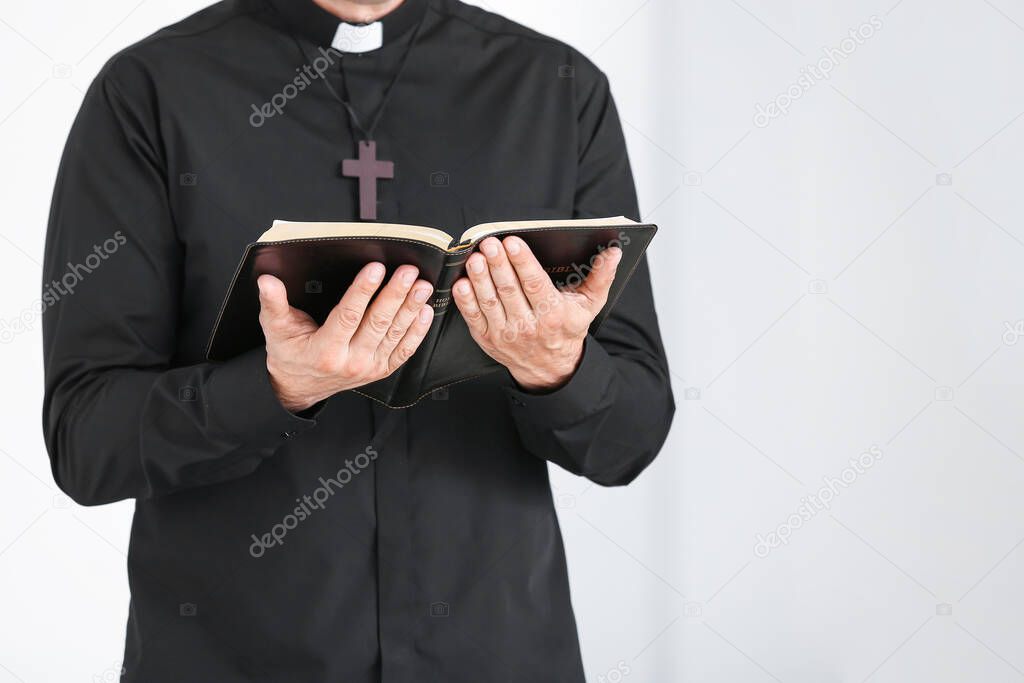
2,0,1024,681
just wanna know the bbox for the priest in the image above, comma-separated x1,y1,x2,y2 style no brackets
41,0,675,680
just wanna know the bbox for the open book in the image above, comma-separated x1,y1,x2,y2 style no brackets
207,216,657,407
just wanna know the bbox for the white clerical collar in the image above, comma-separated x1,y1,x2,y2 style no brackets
331,21,384,53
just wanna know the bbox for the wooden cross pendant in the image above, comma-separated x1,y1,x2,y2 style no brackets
341,140,394,221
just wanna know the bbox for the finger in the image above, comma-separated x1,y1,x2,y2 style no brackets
479,237,531,318
258,272,320,342
320,262,386,345
502,236,560,312
452,277,487,337
376,279,433,360
257,274,298,340
388,305,434,373
257,274,290,320
465,251,506,328
576,247,622,314
351,265,419,350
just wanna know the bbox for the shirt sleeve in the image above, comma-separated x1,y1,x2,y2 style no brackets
504,63,676,486
41,60,318,506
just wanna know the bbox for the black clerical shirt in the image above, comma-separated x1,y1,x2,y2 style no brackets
41,0,674,681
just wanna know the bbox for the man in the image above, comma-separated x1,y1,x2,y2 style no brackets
41,0,674,680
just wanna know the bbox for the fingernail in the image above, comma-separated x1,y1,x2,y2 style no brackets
456,280,471,295
419,306,433,323
367,263,385,283
402,268,416,285
414,287,430,302
481,240,498,257
505,237,520,255
468,257,484,273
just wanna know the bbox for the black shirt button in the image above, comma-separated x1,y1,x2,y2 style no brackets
511,397,525,407
282,430,298,439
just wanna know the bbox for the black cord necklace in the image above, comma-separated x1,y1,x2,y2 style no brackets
291,10,427,220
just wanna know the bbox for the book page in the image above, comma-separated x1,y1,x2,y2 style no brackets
458,216,636,245
260,220,454,250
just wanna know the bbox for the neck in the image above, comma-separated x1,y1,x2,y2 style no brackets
312,0,406,24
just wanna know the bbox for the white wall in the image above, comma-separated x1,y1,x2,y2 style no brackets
3,1,1024,681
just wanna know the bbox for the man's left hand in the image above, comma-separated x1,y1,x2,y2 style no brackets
452,236,621,392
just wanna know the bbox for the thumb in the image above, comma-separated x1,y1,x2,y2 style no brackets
577,247,622,313
257,274,291,323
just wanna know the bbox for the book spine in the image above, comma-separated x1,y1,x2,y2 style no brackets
395,249,469,403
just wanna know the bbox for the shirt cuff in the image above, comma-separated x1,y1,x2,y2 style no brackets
206,347,321,448
504,336,616,427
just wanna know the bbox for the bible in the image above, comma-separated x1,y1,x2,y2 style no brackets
207,216,658,407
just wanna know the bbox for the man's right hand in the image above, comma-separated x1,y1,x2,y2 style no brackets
257,263,434,413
